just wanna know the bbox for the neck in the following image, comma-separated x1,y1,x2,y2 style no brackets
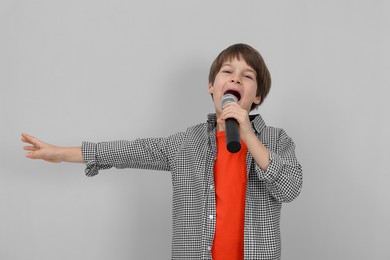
216,122,225,132
215,112,225,131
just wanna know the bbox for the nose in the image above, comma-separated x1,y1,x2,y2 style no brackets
230,75,241,84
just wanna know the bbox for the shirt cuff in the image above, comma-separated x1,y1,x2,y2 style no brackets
81,141,112,177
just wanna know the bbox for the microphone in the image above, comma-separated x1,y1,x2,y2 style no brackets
221,93,241,153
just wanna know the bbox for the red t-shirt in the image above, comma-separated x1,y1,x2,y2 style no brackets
212,131,247,260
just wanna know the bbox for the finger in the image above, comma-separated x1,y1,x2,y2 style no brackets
222,104,243,113
21,133,33,143
222,108,239,118
21,133,32,141
25,152,35,159
23,146,37,151
224,111,235,118
25,151,42,160
21,133,29,143
222,111,248,124
21,133,39,146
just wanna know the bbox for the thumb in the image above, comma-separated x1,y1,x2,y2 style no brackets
25,150,43,160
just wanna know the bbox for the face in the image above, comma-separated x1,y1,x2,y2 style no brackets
208,57,261,116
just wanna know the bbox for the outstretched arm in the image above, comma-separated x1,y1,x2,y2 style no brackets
21,133,84,163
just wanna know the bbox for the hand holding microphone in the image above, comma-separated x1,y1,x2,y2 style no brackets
221,93,241,153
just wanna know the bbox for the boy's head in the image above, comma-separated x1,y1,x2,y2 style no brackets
208,43,271,111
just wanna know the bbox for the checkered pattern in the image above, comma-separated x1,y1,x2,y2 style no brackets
81,114,303,260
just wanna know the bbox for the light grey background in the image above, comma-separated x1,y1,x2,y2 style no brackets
1,0,389,259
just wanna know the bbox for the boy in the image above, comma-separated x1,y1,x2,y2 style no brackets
22,43,303,260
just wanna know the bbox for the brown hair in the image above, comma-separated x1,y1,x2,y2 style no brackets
208,43,271,110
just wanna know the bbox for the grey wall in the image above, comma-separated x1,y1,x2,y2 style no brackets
1,1,389,259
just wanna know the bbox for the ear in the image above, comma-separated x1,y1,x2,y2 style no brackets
254,95,261,105
208,83,214,94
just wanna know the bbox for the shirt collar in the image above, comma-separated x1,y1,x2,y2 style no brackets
249,113,266,134
207,113,266,134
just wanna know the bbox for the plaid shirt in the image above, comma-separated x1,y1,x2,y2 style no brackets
82,113,303,259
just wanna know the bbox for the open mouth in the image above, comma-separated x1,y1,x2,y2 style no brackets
223,90,241,101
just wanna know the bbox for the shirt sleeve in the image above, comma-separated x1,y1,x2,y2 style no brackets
256,129,303,203
82,141,113,177
81,132,186,177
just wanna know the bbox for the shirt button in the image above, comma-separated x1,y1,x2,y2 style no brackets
210,185,214,190
207,246,212,251
209,215,213,220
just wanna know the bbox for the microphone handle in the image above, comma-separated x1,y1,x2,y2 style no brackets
225,118,241,153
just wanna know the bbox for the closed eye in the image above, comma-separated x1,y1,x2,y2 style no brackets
244,72,256,80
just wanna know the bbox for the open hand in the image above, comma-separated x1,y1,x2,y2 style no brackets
21,133,63,163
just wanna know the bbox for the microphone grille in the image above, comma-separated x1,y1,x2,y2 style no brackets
221,93,238,108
